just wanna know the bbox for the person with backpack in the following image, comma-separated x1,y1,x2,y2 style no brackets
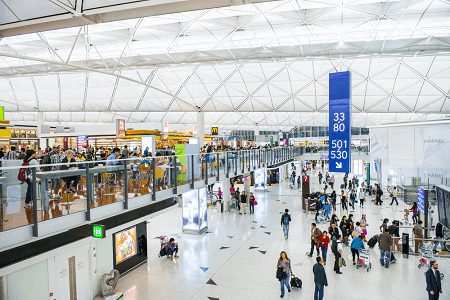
350,233,365,265
378,228,392,268
297,176,301,189
318,172,323,184
307,223,322,257
21,150,40,208
319,231,330,265
329,190,336,211
328,222,339,242
281,209,291,240
313,256,328,300
376,185,383,205
332,234,343,274
340,216,349,246
315,198,322,221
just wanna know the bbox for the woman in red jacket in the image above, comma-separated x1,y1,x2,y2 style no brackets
410,202,418,224
319,231,330,265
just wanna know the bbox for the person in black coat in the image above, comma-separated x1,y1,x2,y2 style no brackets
313,256,328,300
425,261,442,300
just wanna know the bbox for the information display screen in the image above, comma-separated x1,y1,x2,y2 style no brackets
254,168,267,190
115,227,137,264
329,71,351,173
418,187,425,214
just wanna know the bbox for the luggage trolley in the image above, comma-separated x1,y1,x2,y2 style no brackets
418,242,445,280
157,235,169,257
356,249,372,272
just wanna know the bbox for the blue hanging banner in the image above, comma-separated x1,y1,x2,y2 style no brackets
329,71,351,173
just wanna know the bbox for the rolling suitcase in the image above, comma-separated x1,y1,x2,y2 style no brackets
368,235,379,248
290,275,302,289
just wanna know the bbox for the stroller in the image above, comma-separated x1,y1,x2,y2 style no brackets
157,236,169,257
401,209,411,226
316,210,326,224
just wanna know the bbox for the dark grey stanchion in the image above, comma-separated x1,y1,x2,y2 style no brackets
234,152,240,176
191,154,195,189
173,156,178,194
32,167,38,237
226,152,229,178
86,163,91,221
205,154,208,184
216,153,220,181
152,158,156,201
123,160,128,209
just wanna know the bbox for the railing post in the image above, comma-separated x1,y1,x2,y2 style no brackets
152,158,156,201
216,153,220,181
86,163,91,221
234,152,237,176
32,167,38,237
190,154,195,189
205,154,208,184
226,152,229,178
174,156,178,194
123,160,128,209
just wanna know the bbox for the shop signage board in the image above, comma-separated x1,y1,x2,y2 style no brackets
192,124,197,134
92,224,106,238
77,135,88,148
211,127,218,135
0,107,4,120
116,119,125,138
418,187,425,214
163,121,169,133
329,71,351,173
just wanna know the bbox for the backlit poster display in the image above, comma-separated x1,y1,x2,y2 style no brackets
437,189,446,226
329,71,351,173
141,136,155,156
183,189,199,231
77,135,88,149
116,119,126,138
254,168,267,190
182,187,208,234
115,227,137,264
199,187,207,230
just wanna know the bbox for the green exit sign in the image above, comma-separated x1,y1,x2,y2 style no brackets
92,224,105,238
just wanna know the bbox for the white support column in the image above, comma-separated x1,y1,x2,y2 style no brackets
222,179,230,212
254,124,260,146
197,112,205,151
37,112,45,149
244,173,251,194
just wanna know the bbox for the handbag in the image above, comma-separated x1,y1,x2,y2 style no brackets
339,257,346,267
253,200,258,205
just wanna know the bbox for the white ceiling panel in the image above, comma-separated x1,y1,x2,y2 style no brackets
0,0,450,129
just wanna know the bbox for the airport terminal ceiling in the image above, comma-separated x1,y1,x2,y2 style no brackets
1,0,450,133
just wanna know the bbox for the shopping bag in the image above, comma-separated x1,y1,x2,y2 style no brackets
254,200,258,205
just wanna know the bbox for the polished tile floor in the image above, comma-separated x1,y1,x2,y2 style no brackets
115,169,450,300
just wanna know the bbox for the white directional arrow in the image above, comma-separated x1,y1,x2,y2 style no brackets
336,162,342,169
